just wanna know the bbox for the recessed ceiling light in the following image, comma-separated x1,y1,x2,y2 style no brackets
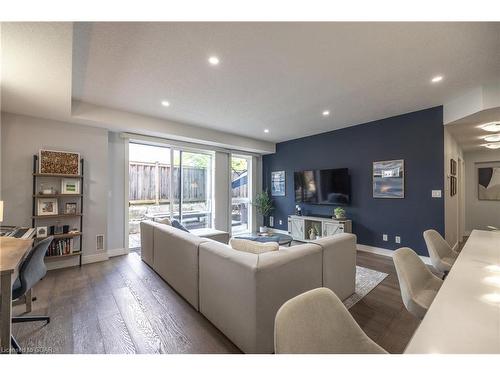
264,129,269,133
484,143,500,150
208,56,220,66
431,75,443,83
484,134,500,143
480,122,500,132
322,110,330,117
161,100,170,107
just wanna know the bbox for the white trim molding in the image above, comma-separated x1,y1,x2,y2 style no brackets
357,244,432,266
108,248,129,257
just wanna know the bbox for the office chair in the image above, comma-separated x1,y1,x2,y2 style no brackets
10,236,53,354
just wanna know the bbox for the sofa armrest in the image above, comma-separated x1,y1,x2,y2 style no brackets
191,228,230,244
313,233,357,300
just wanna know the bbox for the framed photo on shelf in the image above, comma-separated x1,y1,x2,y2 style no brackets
37,198,58,216
61,178,80,194
65,202,78,214
39,149,80,176
36,226,48,238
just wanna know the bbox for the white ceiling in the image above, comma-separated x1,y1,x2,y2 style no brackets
72,22,500,143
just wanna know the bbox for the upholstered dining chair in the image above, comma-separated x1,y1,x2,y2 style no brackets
274,287,387,354
393,247,443,320
423,229,459,276
9,237,53,353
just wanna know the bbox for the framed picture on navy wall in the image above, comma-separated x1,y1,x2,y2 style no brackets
373,159,405,198
271,170,286,196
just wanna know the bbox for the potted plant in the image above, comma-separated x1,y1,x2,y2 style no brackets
333,207,346,219
252,191,274,233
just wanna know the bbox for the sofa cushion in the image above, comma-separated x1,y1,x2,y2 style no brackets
229,238,279,254
158,217,172,226
171,219,189,232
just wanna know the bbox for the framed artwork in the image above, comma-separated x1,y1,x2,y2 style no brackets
39,149,80,176
450,159,457,176
61,178,80,194
36,226,48,238
450,176,457,197
478,165,500,201
65,202,78,214
271,170,286,196
373,160,405,198
37,198,58,216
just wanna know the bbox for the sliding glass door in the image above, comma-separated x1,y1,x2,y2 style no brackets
231,154,252,235
178,150,213,230
128,143,172,250
128,143,214,251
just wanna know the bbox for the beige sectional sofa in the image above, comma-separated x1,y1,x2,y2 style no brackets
140,220,356,353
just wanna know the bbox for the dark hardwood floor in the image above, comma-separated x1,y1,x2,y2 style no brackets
13,250,423,354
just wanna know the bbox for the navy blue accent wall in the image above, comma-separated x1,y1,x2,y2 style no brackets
263,106,444,256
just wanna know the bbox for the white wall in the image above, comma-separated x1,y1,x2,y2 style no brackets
0,112,110,267
444,127,464,249
464,148,500,233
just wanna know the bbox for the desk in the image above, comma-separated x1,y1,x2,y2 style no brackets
405,230,500,353
0,237,33,354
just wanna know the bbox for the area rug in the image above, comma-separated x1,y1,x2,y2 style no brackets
343,266,388,309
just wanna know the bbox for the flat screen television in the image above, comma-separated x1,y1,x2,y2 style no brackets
294,168,350,205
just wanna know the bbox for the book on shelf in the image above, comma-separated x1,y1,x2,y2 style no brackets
46,238,78,257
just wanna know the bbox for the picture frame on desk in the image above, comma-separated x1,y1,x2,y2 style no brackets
36,226,48,238
37,198,58,216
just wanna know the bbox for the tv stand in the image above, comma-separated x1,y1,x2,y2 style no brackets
288,215,352,242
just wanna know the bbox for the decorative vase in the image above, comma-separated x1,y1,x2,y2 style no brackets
309,228,315,240
335,214,345,219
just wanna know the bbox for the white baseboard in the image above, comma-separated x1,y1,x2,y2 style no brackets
83,252,109,264
46,251,110,271
357,244,432,266
108,247,128,257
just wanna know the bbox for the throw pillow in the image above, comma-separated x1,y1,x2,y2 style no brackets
158,217,172,226
229,238,279,254
171,219,189,233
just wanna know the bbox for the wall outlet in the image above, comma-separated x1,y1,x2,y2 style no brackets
269,216,274,227
432,190,442,198
383,234,388,241
395,236,401,244
279,219,283,225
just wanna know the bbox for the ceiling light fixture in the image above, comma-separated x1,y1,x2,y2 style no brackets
264,129,270,133
161,100,170,107
480,122,500,132
484,143,500,150
484,134,500,143
431,75,443,83
208,56,220,66
322,110,330,117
